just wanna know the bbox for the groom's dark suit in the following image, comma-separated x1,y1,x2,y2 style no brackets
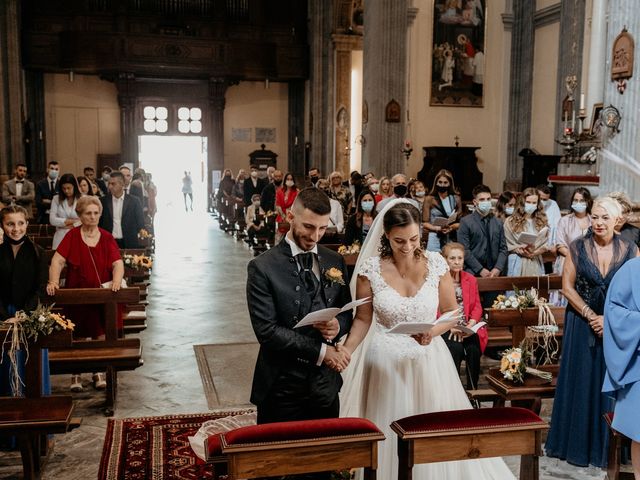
247,240,352,424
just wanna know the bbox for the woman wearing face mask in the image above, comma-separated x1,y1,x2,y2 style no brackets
327,171,352,217
50,173,82,250
409,180,427,209
546,197,639,469
554,187,592,273
232,169,247,203
0,206,50,401
495,191,516,222
216,169,235,201
378,176,393,200
504,187,549,276
422,169,462,252
344,190,378,246
275,173,298,244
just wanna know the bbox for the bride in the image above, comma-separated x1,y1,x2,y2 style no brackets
339,200,514,479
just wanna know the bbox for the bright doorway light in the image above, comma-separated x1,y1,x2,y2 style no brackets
138,135,208,212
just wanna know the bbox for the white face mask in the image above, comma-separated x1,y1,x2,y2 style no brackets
253,200,261,207
414,191,426,198
369,183,379,193
572,203,587,213
476,200,492,215
285,180,295,188
524,204,537,215
505,206,515,216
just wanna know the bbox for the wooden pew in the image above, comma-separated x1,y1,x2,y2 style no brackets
27,224,56,236
47,288,143,416
0,330,81,479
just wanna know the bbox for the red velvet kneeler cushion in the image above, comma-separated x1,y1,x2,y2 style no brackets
393,407,544,435
207,417,381,457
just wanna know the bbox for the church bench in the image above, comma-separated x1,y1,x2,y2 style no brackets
30,235,53,250
391,407,548,480
206,417,385,480
27,224,56,236
0,330,81,480
476,275,563,300
605,412,634,480
46,288,143,416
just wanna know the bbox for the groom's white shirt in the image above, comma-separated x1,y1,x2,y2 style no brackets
284,232,326,365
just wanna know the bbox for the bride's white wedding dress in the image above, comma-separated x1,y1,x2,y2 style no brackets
353,252,515,479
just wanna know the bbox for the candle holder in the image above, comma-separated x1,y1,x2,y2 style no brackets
401,140,413,162
578,108,588,135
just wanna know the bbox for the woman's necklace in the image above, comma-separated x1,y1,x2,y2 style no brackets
81,228,98,241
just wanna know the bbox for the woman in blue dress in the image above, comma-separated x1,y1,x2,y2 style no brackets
546,197,638,468
603,256,640,478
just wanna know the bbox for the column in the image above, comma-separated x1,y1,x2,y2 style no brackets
505,1,535,188
287,80,305,178
0,0,24,173
585,0,607,111
208,77,227,199
308,0,334,177
362,0,409,177
116,72,137,166
554,0,586,145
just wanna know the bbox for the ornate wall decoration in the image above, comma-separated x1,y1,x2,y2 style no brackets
611,28,634,94
385,99,400,123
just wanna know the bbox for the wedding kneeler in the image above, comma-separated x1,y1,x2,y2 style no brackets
391,407,548,480
205,417,385,479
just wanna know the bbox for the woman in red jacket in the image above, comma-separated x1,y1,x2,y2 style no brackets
440,242,488,389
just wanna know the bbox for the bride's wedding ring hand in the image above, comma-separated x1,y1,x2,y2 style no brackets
411,333,432,346
314,318,340,341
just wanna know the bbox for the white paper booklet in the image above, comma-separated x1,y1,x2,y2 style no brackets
431,211,458,227
454,321,487,335
387,308,463,335
293,297,371,328
518,227,549,246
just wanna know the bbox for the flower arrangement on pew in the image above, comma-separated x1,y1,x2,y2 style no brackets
123,254,153,271
338,242,360,256
500,342,553,385
492,286,560,365
2,304,74,394
137,228,152,240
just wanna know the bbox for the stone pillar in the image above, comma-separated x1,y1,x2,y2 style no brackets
505,0,535,189
116,73,137,166
288,80,305,178
362,0,408,177
554,0,585,145
585,0,607,110
0,0,24,173
24,70,47,176
308,0,334,177
208,77,227,199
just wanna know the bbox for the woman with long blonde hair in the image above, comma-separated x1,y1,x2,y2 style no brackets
503,187,549,276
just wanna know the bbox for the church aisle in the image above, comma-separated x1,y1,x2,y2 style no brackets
0,209,255,479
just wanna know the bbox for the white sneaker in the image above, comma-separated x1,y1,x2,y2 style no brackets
92,373,107,390
70,375,83,392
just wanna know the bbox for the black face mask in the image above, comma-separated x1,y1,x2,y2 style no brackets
4,235,26,245
274,179,283,186
436,185,449,193
310,175,319,184
394,185,408,197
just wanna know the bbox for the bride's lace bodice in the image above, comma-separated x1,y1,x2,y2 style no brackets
358,252,449,330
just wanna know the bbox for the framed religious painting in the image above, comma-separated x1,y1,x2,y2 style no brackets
429,0,487,107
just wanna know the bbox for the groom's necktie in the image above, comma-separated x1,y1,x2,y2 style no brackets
298,252,319,296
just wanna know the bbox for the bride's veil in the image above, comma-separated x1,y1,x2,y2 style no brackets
339,198,415,417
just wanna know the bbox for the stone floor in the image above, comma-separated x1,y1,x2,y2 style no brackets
0,208,610,479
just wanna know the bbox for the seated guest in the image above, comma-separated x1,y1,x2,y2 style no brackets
608,191,640,247
50,173,81,250
260,169,283,213
495,191,516,222
35,161,60,223
457,184,508,278
243,166,267,207
47,196,124,392
377,173,419,212
504,187,549,276
307,167,321,188
245,194,267,243
317,179,344,233
343,190,377,246
216,169,235,201
76,176,92,196
0,205,49,397
2,163,35,219
275,173,298,244
409,179,427,211
554,187,592,274
99,171,144,248
232,169,246,203
422,169,461,251
367,177,382,203
96,166,111,195
440,242,488,389
327,171,352,217
83,166,97,185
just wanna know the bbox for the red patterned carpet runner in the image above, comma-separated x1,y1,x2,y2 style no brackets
98,410,253,480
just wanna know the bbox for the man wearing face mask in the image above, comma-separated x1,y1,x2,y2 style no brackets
35,161,60,223
260,169,283,213
307,167,321,188
243,166,267,207
376,173,418,212
245,193,267,244
457,184,508,282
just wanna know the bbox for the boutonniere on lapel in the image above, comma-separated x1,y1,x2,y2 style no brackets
324,267,345,286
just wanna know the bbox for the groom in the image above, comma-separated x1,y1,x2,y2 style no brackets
247,187,353,424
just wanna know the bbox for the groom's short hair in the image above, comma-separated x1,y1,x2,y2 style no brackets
293,187,331,216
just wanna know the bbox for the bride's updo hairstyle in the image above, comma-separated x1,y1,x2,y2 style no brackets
379,202,423,259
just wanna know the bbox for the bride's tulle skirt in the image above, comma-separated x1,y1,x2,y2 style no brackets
360,330,515,480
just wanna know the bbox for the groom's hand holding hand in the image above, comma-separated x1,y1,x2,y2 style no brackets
314,317,340,341
324,345,350,372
